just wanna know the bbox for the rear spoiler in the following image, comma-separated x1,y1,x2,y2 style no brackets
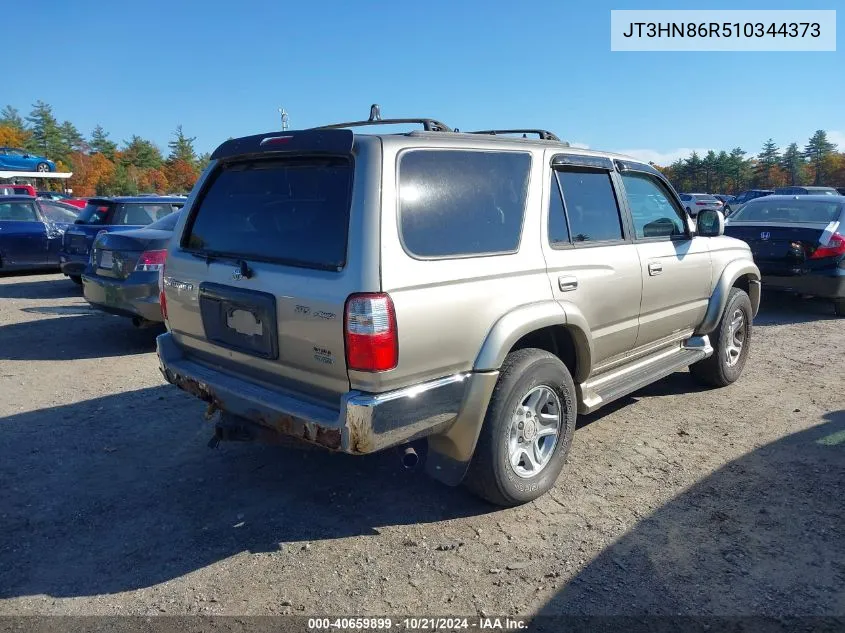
210,129,354,161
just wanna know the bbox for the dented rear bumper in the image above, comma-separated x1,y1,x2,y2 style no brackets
156,332,470,454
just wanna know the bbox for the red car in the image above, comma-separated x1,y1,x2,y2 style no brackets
0,183,37,196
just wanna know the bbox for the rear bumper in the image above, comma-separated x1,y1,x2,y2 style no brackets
82,271,163,322
156,332,472,454
762,272,845,299
59,252,88,276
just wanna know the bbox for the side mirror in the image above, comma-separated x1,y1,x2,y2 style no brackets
697,209,725,237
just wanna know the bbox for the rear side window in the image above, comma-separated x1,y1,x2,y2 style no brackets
398,150,530,258
556,170,624,243
184,157,352,271
0,201,38,222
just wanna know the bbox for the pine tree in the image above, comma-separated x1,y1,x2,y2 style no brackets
59,121,87,157
197,152,211,172
0,105,25,131
121,135,163,169
702,150,718,192
780,143,804,186
755,138,780,188
25,101,62,157
803,130,837,185
89,124,117,160
684,151,703,190
167,125,197,166
727,148,750,191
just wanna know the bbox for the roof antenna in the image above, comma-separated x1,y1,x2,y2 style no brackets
369,104,382,122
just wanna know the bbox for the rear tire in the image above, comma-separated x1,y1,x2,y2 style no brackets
691,287,752,387
36,162,50,172
463,348,576,507
69,275,82,285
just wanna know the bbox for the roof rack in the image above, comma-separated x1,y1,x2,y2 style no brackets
315,103,452,133
470,129,561,142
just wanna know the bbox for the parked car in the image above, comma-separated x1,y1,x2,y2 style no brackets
0,195,78,270
725,195,844,316
678,193,722,217
0,183,37,197
773,186,839,196
37,191,72,201
714,194,735,206
82,211,181,327
724,189,773,215
0,147,56,172
62,197,89,209
59,196,185,284
156,118,760,507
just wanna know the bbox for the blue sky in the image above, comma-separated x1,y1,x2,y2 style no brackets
6,0,842,163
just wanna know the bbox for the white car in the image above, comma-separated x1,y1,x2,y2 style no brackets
679,193,723,217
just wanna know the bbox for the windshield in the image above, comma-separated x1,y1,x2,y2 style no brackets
730,199,843,224
76,201,113,225
184,157,352,271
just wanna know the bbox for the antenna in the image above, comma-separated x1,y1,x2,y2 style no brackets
278,107,289,131
369,104,382,122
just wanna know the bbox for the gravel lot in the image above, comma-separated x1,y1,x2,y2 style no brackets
1,271,843,618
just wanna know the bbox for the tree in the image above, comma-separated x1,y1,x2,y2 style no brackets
0,124,31,148
164,158,199,192
67,152,116,197
684,151,704,191
197,152,211,172
755,138,780,188
120,135,163,170
89,124,117,160
727,148,750,191
803,130,837,185
0,105,25,131
59,121,87,158
167,125,197,166
780,142,805,186
25,101,63,158
702,150,718,192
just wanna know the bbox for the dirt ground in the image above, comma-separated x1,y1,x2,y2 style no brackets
0,271,843,618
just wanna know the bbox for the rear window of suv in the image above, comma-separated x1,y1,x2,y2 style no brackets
184,157,352,271
398,150,531,258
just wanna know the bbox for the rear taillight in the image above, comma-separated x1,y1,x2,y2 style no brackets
158,264,168,321
695,201,710,205
811,232,845,259
344,293,397,372
135,249,167,272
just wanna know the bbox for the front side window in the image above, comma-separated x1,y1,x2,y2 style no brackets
556,169,623,243
398,150,530,258
622,172,687,239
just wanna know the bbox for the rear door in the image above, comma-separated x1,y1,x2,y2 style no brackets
726,198,844,276
541,154,641,366
164,132,372,403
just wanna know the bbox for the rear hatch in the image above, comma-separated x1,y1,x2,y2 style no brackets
726,198,844,276
163,130,376,403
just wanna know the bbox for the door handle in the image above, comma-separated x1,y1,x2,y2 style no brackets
648,262,663,276
558,275,578,292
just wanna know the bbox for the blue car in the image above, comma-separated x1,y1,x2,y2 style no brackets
0,147,56,172
0,195,78,270
60,196,185,283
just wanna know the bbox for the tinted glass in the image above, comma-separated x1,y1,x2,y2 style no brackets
76,202,113,225
185,157,352,271
679,194,691,201
557,170,623,242
399,150,530,257
621,173,685,239
39,201,77,223
731,199,842,224
0,201,38,222
147,210,181,231
548,174,570,246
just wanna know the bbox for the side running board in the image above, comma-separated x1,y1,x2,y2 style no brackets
578,336,713,415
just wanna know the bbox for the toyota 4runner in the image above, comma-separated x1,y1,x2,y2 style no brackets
156,111,761,506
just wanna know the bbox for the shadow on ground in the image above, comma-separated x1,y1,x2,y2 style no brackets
755,292,840,326
536,410,845,621
0,311,163,360
0,385,492,599
0,274,81,300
